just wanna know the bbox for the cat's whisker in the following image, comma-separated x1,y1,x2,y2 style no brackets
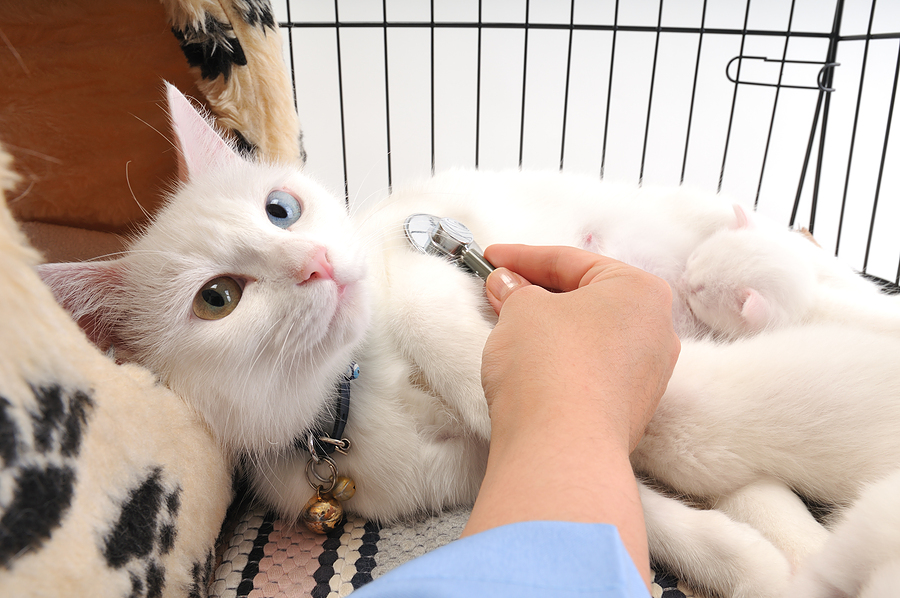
125,161,152,221
357,229,422,257
132,113,178,154
347,185,407,223
355,228,399,254
346,179,398,221
349,186,476,255
83,248,132,262
7,178,34,204
349,204,423,252
2,143,63,164
224,320,283,448
273,322,297,384
0,25,28,75
248,448,290,505
245,322,281,380
344,160,391,216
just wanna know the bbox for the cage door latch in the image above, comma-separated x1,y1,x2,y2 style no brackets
727,56,839,92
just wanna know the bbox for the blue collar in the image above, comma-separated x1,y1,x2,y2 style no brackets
295,362,358,459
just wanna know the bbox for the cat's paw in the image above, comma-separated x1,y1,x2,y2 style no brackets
714,478,830,570
641,484,791,598
723,538,791,598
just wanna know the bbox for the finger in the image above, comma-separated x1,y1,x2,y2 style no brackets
485,267,531,314
484,244,625,292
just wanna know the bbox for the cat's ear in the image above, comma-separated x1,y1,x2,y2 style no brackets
731,204,755,230
37,261,127,353
739,288,772,331
164,82,241,182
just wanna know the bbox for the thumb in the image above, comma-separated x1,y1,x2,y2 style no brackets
486,267,531,314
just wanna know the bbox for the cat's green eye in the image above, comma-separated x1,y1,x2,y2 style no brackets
193,277,242,320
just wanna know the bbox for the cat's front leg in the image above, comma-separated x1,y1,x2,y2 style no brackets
714,477,830,570
382,252,494,440
640,482,791,598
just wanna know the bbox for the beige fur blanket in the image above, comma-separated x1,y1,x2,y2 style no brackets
0,141,233,595
0,1,301,595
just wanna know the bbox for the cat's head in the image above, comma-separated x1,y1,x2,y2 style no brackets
38,83,371,455
681,205,815,339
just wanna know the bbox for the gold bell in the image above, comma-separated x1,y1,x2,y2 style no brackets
332,476,356,502
300,489,343,534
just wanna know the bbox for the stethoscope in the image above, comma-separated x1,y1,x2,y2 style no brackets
403,214,496,280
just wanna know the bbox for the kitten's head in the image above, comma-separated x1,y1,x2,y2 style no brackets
682,205,815,340
38,83,370,455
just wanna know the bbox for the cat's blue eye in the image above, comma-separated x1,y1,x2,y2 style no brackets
266,190,302,229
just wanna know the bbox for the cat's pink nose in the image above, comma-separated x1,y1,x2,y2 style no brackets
299,247,334,283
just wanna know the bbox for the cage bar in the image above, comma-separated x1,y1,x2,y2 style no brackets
280,0,900,284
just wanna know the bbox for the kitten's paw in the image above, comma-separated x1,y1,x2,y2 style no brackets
641,484,791,598
725,541,791,598
715,478,830,569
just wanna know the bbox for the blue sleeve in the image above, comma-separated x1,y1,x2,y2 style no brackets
351,521,651,598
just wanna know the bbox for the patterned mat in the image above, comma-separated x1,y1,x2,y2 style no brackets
209,503,700,598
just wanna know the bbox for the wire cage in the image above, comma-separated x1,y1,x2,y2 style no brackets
273,0,900,286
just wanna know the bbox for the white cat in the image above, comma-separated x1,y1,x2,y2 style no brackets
37,84,900,598
633,323,900,581
681,205,900,339
37,83,738,461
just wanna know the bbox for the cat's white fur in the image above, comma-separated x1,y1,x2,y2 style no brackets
682,205,899,339
39,108,369,455
633,323,900,594
38,84,900,598
788,468,900,598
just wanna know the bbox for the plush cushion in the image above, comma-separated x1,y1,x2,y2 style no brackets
0,137,234,598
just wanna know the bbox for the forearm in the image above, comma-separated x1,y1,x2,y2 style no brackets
461,390,651,587
467,246,679,591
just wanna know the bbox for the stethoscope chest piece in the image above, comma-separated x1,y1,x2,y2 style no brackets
403,214,495,279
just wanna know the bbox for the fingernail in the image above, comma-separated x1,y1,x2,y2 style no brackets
487,268,523,302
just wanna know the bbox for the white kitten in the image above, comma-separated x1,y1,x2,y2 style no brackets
682,205,899,339
39,85,371,457
40,84,900,598
632,323,900,587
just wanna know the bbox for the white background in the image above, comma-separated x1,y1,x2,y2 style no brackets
273,0,900,283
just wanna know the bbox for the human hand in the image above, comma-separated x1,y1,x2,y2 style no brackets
465,244,679,584
480,244,680,454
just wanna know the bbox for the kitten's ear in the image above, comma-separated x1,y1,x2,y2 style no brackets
731,204,755,230
165,82,240,181
37,261,127,353
739,288,772,331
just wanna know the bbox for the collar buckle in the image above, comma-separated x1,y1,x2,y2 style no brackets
296,361,358,460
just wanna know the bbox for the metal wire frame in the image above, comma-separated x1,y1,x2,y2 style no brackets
280,0,900,283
